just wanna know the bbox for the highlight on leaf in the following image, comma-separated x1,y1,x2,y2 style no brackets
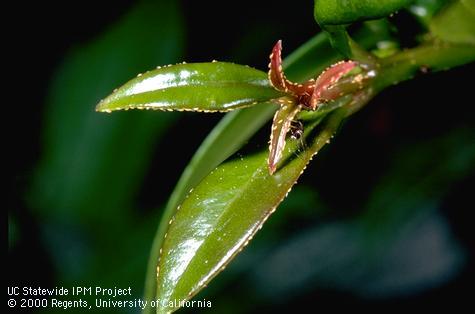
95,39,371,178
96,62,285,113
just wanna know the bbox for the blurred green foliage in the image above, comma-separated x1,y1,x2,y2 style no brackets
27,0,184,305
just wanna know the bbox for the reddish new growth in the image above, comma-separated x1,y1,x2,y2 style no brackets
267,40,359,175
268,40,357,110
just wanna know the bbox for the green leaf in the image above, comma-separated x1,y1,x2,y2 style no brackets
144,32,336,310
314,0,415,25
323,25,353,58
429,0,475,45
253,127,473,298
154,88,373,312
155,115,337,313
145,24,398,311
143,103,277,310
313,0,413,59
96,63,284,113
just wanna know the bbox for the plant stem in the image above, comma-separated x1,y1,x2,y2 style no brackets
375,41,475,91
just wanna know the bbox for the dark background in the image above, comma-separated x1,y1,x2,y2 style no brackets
10,0,474,312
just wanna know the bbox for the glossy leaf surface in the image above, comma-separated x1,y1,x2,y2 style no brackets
155,101,357,313
314,0,415,25
144,32,340,310
408,0,448,27
147,23,400,311
143,104,277,309
96,63,284,113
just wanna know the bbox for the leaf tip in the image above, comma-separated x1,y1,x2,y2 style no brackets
95,99,113,113
268,161,277,175
269,40,286,91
